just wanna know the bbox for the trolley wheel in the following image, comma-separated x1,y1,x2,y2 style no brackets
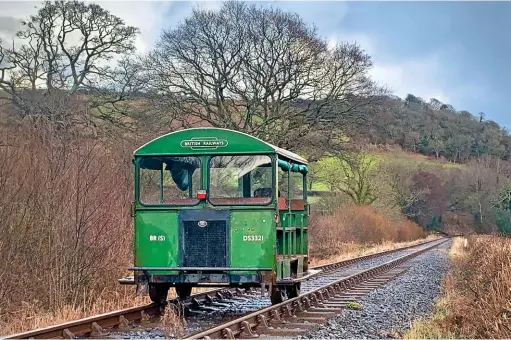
286,282,301,299
149,283,170,305
270,286,285,305
175,284,193,299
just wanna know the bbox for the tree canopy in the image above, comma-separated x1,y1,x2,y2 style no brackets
354,95,511,163
0,0,141,125
142,1,386,149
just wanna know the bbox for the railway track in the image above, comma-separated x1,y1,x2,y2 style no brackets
4,237,446,339
185,238,448,339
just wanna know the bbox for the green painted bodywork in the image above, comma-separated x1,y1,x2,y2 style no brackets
229,210,276,273
134,209,275,276
135,211,180,275
279,209,309,255
131,128,309,287
135,128,275,157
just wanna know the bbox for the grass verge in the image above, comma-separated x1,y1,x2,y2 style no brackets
0,286,213,336
405,235,511,339
309,235,439,267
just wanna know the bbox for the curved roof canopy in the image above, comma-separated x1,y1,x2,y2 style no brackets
134,128,308,165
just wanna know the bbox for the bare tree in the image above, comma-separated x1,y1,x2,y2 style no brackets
0,121,134,317
376,158,428,217
0,0,140,124
313,150,378,205
334,152,378,205
429,138,445,159
143,1,386,149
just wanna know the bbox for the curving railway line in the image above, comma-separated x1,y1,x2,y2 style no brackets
185,238,448,339
4,237,448,340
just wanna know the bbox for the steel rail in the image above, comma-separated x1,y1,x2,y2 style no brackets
184,238,448,339
309,237,441,273
3,237,444,339
1,289,228,340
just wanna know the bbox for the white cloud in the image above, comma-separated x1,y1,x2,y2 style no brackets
0,1,175,53
92,1,174,53
0,0,472,107
327,32,451,102
0,1,36,18
327,32,377,55
0,2,34,44
369,53,452,103
0,0,175,82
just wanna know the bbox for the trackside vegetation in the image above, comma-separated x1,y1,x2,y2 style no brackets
0,0,510,336
406,236,511,339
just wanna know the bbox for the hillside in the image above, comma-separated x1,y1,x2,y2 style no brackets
351,94,511,163
305,140,511,236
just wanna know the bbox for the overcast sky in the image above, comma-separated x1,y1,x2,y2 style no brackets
1,1,509,128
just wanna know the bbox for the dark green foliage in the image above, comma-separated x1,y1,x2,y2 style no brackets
492,188,511,235
495,210,511,236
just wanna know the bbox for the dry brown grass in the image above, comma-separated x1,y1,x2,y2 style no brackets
406,235,511,339
442,235,511,338
158,304,186,339
1,288,149,336
167,287,214,299
309,205,428,262
310,235,438,267
448,236,466,258
1,286,214,336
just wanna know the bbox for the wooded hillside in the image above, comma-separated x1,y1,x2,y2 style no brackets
358,94,511,163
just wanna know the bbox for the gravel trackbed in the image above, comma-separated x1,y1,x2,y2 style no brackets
300,240,452,339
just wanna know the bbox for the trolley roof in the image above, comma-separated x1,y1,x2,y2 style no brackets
134,128,308,165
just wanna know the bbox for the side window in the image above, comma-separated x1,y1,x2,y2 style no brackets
251,166,273,196
278,167,304,199
290,172,304,199
278,168,289,199
209,155,273,204
139,167,162,204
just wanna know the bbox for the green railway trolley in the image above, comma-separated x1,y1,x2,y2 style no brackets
119,128,313,305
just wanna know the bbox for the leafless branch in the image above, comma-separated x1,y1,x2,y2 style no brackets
143,1,387,150
0,0,140,122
